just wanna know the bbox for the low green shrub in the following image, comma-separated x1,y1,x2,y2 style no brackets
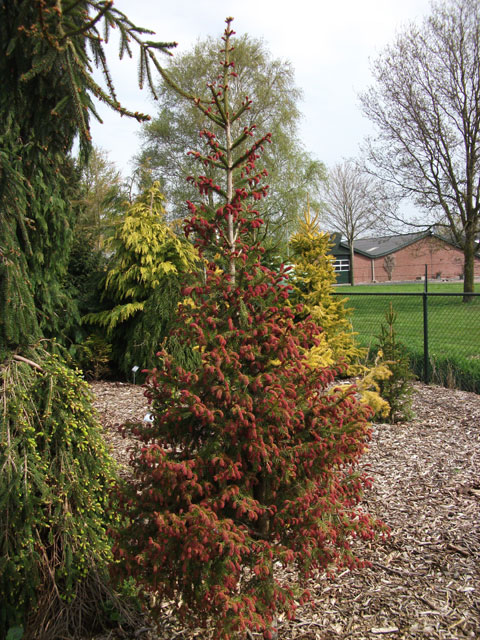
0,349,128,639
376,304,415,423
75,333,113,380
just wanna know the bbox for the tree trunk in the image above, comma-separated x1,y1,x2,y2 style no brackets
349,242,355,286
253,473,277,640
255,473,270,537
463,226,476,302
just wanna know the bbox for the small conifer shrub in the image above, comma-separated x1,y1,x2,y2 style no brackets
113,19,384,639
376,303,415,423
0,349,127,639
84,182,199,376
289,205,366,373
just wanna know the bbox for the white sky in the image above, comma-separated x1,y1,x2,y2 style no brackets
90,0,432,179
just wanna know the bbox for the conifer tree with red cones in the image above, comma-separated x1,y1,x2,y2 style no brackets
114,19,383,640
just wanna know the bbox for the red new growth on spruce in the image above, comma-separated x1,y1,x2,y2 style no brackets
112,17,385,640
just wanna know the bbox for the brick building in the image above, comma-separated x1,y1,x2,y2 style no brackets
332,231,480,284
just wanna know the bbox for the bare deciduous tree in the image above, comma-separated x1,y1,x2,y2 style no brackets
320,159,384,285
383,254,396,281
361,0,480,299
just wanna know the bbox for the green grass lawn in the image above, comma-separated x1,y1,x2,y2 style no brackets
334,282,480,392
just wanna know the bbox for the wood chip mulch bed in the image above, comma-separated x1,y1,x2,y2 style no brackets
90,381,480,640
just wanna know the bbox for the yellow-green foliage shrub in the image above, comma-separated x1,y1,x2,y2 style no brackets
352,354,392,420
289,206,366,373
84,182,199,375
289,207,392,417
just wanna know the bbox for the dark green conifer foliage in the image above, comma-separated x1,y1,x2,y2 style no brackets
0,1,177,634
0,0,176,357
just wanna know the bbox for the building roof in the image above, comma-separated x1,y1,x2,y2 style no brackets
329,232,350,257
351,231,430,258
331,229,480,260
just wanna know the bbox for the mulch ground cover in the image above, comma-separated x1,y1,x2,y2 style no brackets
90,381,480,640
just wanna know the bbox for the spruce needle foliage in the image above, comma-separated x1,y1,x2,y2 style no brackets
0,349,121,638
113,20,385,640
1,0,176,357
375,304,415,423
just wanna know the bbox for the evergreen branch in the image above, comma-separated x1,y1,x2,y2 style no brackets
126,33,175,95
50,94,69,116
64,45,89,140
88,38,118,102
78,61,151,121
63,0,87,14
33,1,178,129
37,0,60,51
138,46,146,90
0,161,32,255
231,100,252,124
81,34,99,72
190,152,227,171
83,302,145,334
20,48,57,82
12,354,44,371
231,140,267,170
87,99,103,124
148,53,224,126
144,53,158,101
192,103,225,128
118,23,133,59
102,9,113,41
61,1,113,41
144,39,177,52
230,129,251,152
208,83,227,121
104,4,156,36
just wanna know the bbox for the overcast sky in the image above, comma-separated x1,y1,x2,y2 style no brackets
90,0,432,179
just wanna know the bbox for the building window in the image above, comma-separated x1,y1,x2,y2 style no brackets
333,259,350,272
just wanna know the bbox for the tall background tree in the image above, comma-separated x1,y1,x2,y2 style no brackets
137,32,325,255
0,0,176,358
76,146,126,250
320,159,384,285
66,147,127,349
0,2,177,635
360,0,480,298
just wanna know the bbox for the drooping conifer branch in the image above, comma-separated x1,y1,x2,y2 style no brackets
12,354,44,371
17,0,179,153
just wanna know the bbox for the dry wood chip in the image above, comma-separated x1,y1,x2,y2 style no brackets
87,382,480,640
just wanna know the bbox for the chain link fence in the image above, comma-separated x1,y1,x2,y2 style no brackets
335,290,480,393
